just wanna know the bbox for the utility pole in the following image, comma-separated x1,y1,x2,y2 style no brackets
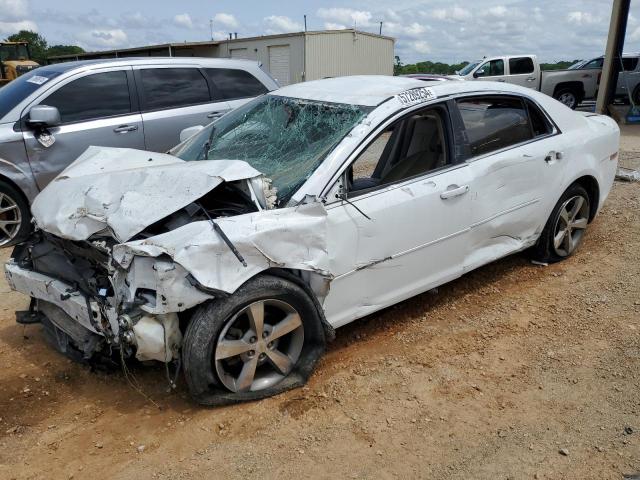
379,21,383,35
304,15,307,32
209,19,213,40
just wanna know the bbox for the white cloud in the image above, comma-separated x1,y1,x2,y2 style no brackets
567,11,598,26
0,0,29,21
324,22,347,30
411,40,431,54
76,29,128,49
317,8,373,27
487,6,508,17
263,15,302,34
213,13,238,29
0,19,37,36
173,13,193,29
405,22,426,37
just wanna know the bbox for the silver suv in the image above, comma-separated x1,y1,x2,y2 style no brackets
0,57,279,246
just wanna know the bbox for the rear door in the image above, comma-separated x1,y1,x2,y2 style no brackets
506,56,538,89
455,95,567,271
22,67,145,189
135,66,230,152
472,57,507,83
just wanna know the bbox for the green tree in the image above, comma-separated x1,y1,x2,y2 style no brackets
6,30,48,64
47,44,85,58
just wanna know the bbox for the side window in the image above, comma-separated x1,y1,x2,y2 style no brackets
525,100,553,137
475,59,504,77
583,58,604,69
457,96,532,157
43,71,131,123
348,106,450,193
620,57,639,71
206,68,268,100
139,68,210,111
509,57,534,75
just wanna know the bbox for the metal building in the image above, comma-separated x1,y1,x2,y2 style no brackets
47,29,395,86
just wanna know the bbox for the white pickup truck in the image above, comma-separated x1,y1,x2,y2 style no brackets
457,54,600,109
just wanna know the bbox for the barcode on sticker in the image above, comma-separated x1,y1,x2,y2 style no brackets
396,87,437,106
26,75,49,85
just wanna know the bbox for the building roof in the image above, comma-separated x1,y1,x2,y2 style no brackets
47,29,395,61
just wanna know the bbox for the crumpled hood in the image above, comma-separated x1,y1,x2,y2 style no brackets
32,146,264,243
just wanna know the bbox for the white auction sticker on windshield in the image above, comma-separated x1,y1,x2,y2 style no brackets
26,75,49,85
396,87,437,106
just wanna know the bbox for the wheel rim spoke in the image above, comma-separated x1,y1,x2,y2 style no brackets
563,229,574,253
215,339,253,360
247,301,264,338
559,207,569,225
569,196,584,221
0,204,17,214
268,313,302,342
235,356,258,392
570,218,588,230
267,349,293,375
0,223,13,237
554,229,567,249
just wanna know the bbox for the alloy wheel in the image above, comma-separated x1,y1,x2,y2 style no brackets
558,92,577,109
552,195,589,257
214,299,304,393
0,192,22,247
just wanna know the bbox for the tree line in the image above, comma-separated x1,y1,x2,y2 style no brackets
2,30,84,64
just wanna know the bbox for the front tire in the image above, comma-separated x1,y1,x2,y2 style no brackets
530,184,591,263
182,275,327,405
0,180,31,248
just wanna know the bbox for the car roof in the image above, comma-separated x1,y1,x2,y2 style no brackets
273,76,431,107
45,57,262,71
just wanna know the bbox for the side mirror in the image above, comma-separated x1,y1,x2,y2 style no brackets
179,125,204,143
28,105,61,128
473,69,485,78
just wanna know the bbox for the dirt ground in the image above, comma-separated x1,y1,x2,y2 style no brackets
1,142,639,480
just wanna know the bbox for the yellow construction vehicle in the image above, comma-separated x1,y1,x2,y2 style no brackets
0,41,39,86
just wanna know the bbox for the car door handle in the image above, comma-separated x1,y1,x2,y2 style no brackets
440,184,469,200
545,151,563,162
527,77,536,82
497,79,506,82
113,125,138,133
207,111,225,119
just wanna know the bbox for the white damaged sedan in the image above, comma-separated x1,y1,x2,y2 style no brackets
5,76,619,404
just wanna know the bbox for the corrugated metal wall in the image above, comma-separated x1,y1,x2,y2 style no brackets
304,31,394,81
217,35,305,85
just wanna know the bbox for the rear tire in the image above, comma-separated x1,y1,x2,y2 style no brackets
0,180,31,248
182,275,326,405
530,184,591,263
554,88,579,109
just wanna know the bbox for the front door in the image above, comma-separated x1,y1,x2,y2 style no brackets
473,58,507,83
321,103,472,328
23,68,145,189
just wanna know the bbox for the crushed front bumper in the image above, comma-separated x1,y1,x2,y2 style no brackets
5,261,120,339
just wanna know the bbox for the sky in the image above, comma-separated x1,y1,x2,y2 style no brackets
0,0,639,64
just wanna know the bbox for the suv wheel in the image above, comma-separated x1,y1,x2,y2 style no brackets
182,275,327,405
0,180,30,247
554,88,579,109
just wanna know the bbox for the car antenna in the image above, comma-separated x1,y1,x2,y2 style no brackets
197,202,248,267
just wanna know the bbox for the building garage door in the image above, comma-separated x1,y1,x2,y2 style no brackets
269,45,290,86
230,48,251,60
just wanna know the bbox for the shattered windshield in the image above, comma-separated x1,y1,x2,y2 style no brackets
172,95,371,203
